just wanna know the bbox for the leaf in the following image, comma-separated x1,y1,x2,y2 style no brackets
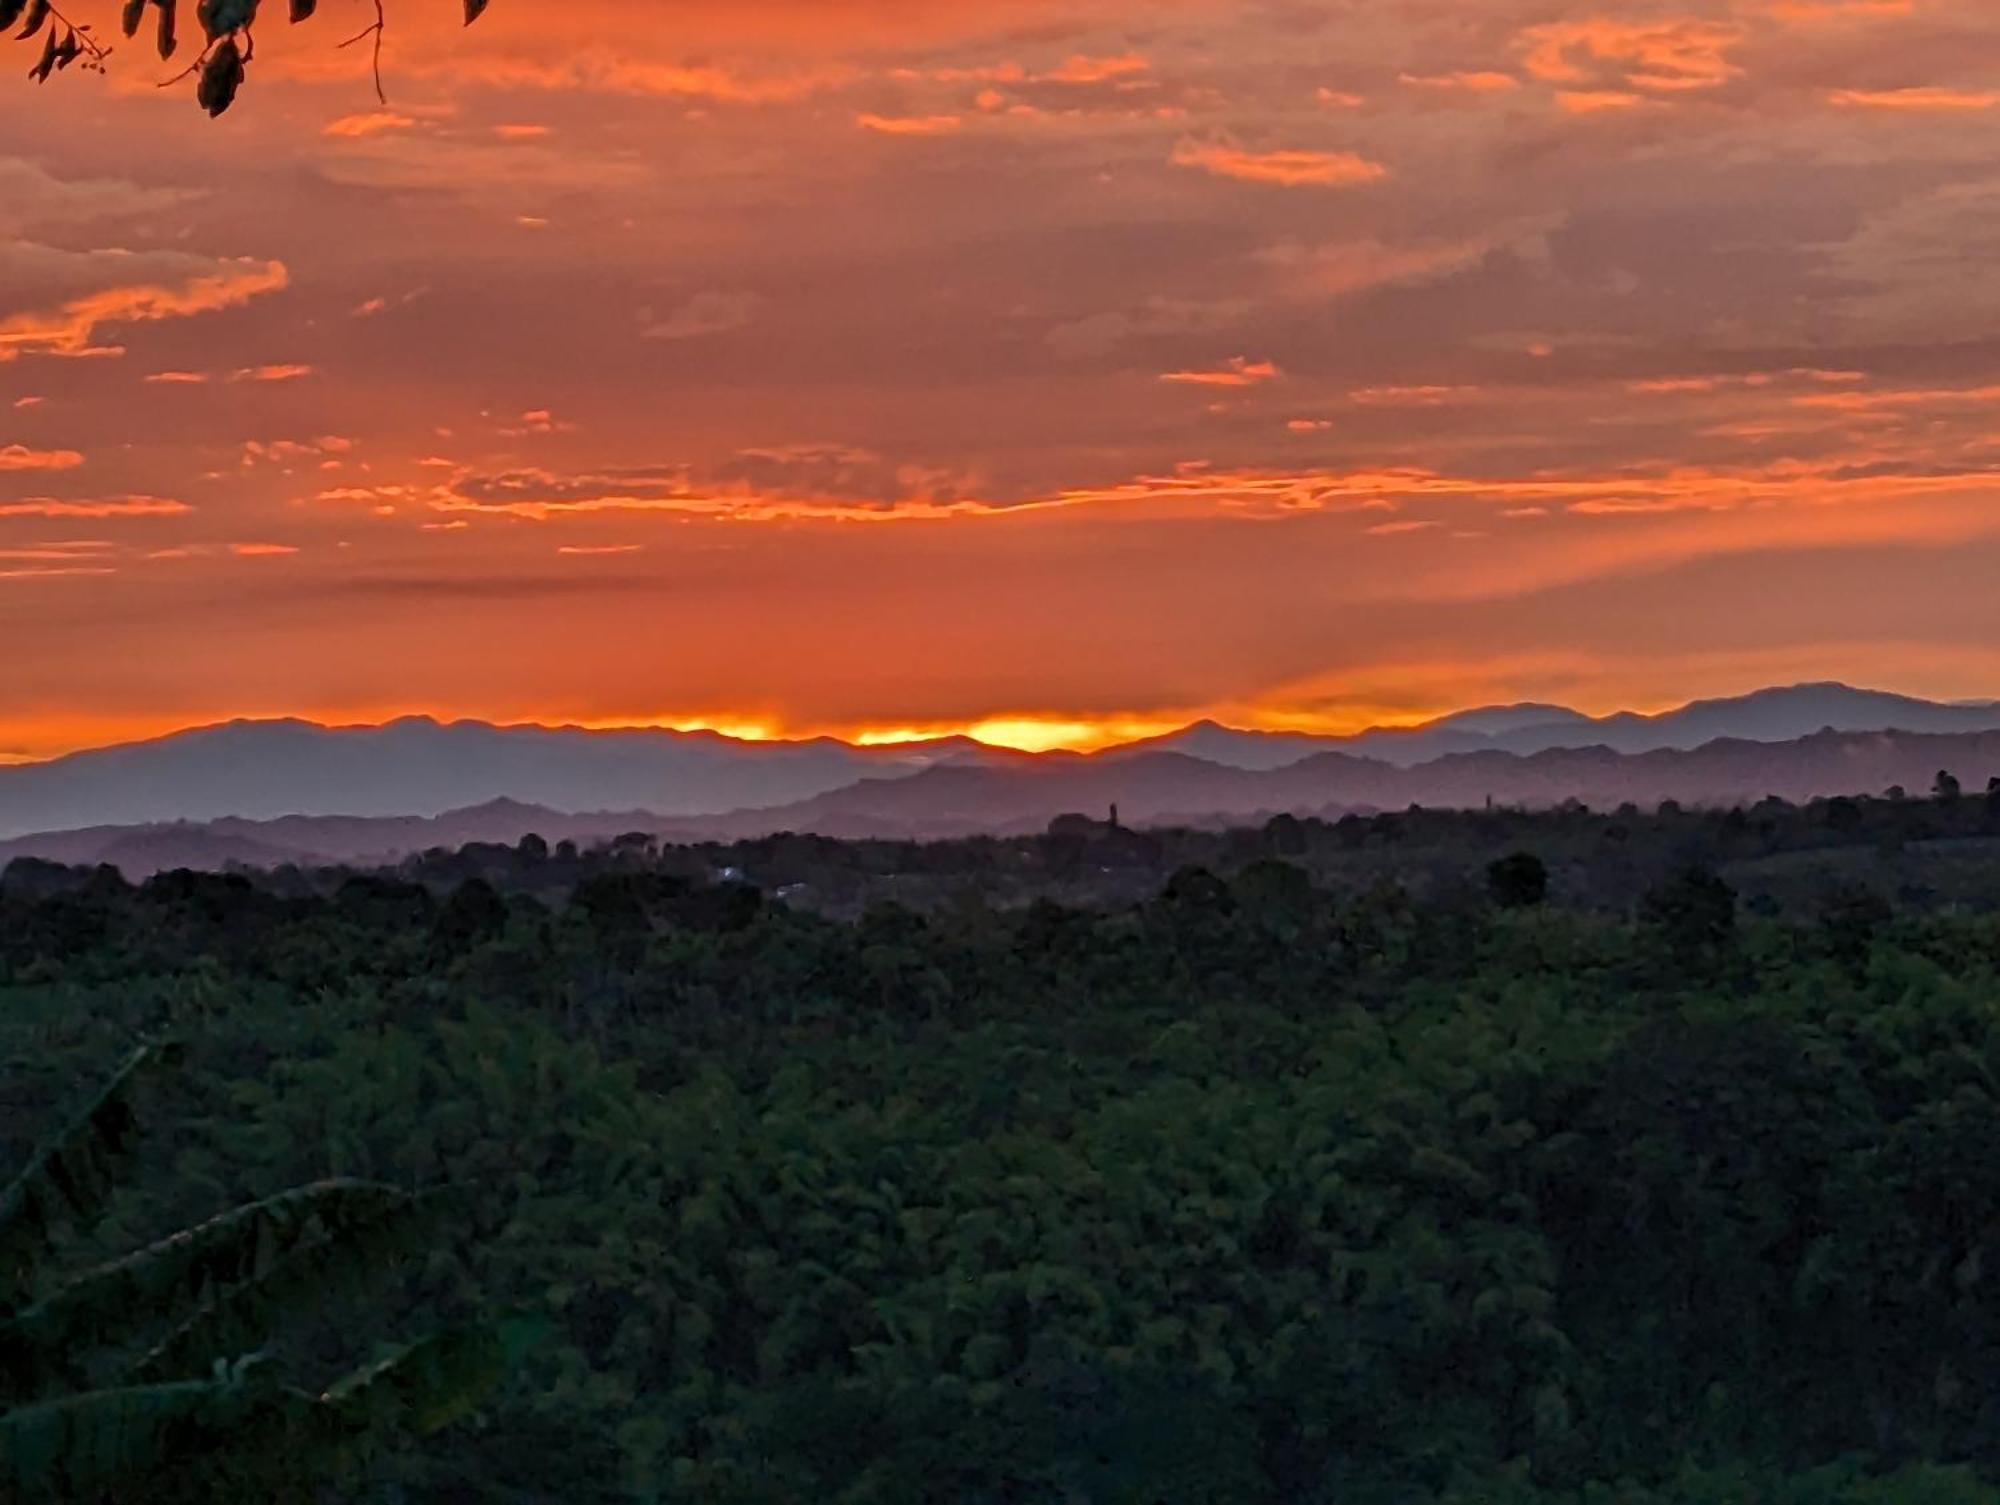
52,27,78,70
26,25,53,79
196,34,242,117
0,1045,169,1311
130,1184,448,1384
321,1317,544,1436
14,0,46,39
464,0,489,23
0,1368,325,1503
194,0,254,39
120,0,145,38
288,0,313,20
155,0,175,59
0,1181,421,1401
0,0,27,32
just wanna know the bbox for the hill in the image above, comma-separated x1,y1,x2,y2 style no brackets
11,727,2000,874
0,717,997,840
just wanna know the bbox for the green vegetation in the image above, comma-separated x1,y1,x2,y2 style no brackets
6,790,2000,1500
0,1043,530,1502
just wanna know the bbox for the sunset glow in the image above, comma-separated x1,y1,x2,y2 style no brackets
8,0,2000,760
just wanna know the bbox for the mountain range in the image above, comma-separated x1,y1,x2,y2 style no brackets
3,683,1999,874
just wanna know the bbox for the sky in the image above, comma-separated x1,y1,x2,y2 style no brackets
4,0,2000,758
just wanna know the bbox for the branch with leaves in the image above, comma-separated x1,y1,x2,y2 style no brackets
7,0,492,117
0,1043,537,1503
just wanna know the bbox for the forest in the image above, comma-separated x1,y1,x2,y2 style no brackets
7,783,2000,1501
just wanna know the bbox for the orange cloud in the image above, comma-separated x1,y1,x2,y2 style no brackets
1172,140,1388,188
0,259,289,360
1043,53,1150,84
1348,385,1480,406
0,496,190,518
1161,357,1284,388
323,111,420,138
856,112,964,134
0,444,82,471
230,364,315,383
1400,71,1519,92
0,566,115,581
1520,17,1743,93
1829,87,2000,111
1557,89,1645,114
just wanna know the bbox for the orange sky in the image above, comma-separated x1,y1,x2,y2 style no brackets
5,0,2000,759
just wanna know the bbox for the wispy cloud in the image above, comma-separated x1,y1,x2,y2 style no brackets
0,444,82,471
1171,141,1388,188
1160,357,1283,388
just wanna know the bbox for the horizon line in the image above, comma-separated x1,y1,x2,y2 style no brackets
3,678,1992,769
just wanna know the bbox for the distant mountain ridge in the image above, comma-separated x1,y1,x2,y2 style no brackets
1121,684,2000,769
9,725,2000,877
1,683,1997,845
0,716,1005,841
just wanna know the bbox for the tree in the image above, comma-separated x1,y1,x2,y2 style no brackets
1933,770,1962,805
1640,864,1737,956
9,0,494,118
1486,852,1549,910
0,1044,530,1502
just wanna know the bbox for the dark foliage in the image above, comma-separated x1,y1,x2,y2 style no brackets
6,792,2000,1499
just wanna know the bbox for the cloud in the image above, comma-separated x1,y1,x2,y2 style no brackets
1400,71,1519,93
1256,218,1559,297
377,450,997,523
1043,53,1150,85
1518,18,1744,92
0,159,196,238
0,566,116,581
0,496,190,518
1045,298,1250,360
856,112,965,135
1828,87,2000,111
323,111,421,138
1348,385,1480,406
0,247,289,361
1822,182,2000,341
642,290,765,341
0,444,82,471
1556,90,1645,114
1160,357,1283,388
1171,141,1389,189
318,137,647,196
229,364,315,383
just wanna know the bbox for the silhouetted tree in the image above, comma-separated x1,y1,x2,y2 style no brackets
1263,813,1307,857
1641,865,1737,957
1486,852,1549,910
1824,796,1864,834
1933,770,1962,805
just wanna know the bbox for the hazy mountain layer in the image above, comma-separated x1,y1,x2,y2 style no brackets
2,683,1996,844
9,727,1998,876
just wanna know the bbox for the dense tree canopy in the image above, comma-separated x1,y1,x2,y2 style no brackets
7,792,2000,1498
